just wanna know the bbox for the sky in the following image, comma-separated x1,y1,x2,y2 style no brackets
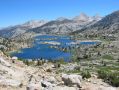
0,0,119,27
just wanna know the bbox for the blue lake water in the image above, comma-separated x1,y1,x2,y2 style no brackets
11,35,74,61
11,35,98,61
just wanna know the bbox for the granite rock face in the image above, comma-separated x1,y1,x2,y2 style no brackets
62,74,82,88
0,57,11,67
44,86,78,90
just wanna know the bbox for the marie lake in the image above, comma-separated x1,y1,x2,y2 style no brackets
11,35,98,61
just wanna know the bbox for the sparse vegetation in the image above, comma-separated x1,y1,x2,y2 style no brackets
66,69,80,74
81,70,91,79
102,55,114,60
57,58,67,65
98,69,119,87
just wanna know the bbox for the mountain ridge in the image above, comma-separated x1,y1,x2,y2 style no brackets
72,10,119,35
0,13,102,38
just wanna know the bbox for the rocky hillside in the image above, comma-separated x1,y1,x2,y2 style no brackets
73,10,119,35
0,20,47,38
27,13,101,35
0,51,118,90
0,13,102,39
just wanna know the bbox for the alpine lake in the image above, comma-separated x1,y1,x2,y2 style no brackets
11,35,98,61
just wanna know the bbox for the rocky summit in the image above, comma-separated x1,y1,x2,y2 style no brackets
73,10,119,35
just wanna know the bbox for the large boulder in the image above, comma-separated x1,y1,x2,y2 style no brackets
44,86,78,90
83,86,117,90
0,78,22,87
62,74,82,88
0,57,11,67
62,64,79,71
99,87,117,90
82,83,117,90
46,76,57,84
41,80,56,87
27,83,42,90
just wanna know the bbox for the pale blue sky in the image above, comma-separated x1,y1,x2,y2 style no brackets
0,0,119,27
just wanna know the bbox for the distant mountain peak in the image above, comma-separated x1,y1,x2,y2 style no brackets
73,10,119,35
22,20,47,28
92,14,102,21
0,20,47,38
73,13,102,22
73,13,89,21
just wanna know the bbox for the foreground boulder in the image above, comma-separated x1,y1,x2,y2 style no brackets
0,57,11,67
44,86,78,90
46,76,57,84
62,74,82,88
82,83,117,90
41,80,56,88
27,83,42,90
0,78,22,87
82,86,117,90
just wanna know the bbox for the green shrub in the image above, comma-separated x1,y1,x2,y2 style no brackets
97,69,110,80
81,70,91,79
102,55,114,60
57,58,66,64
98,69,119,87
66,70,80,74
108,73,119,87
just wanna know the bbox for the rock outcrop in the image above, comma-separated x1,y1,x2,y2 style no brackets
0,57,11,67
44,86,78,90
62,74,82,88
27,82,42,90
